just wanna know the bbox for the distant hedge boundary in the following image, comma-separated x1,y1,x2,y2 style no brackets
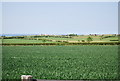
1,42,120,46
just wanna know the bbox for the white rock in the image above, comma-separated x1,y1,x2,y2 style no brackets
21,75,33,81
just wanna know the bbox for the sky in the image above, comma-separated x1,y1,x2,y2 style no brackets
1,2,118,35
0,2,2,35
1,0,119,2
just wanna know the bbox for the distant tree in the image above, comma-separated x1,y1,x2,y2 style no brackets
68,34,77,36
81,40,85,42
89,34,92,36
42,39,47,42
87,37,93,42
94,34,97,36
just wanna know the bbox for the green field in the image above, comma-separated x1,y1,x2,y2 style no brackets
2,45,118,80
38,36,118,42
2,39,56,44
1,35,119,44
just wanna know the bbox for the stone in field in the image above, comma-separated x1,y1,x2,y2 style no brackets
21,75,33,81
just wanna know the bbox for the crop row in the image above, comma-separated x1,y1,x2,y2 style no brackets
2,45,119,80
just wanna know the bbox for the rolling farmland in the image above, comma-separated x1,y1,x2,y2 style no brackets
2,45,118,80
1,35,119,46
2,39,56,44
1,1,119,80
1,34,119,80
